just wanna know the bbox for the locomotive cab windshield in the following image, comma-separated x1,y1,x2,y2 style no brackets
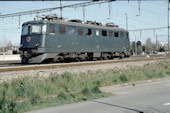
21,24,46,35
20,23,47,48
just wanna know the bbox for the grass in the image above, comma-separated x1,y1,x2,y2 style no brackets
0,60,170,113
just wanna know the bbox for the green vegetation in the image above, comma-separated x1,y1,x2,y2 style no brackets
0,60,170,113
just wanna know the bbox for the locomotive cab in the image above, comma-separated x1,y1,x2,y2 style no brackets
19,21,46,64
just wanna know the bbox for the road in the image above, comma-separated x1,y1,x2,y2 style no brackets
27,79,170,113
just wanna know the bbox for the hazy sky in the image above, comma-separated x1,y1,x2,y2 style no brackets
0,0,168,46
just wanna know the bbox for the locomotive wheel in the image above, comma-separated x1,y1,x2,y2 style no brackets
109,56,114,60
87,53,93,61
119,53,125,59
76,57,81,62
102,57,108,60
21,57,28,64
42,58,53,64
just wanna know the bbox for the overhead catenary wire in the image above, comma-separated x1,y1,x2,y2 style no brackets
129,26,168,31
0,2,166,34
85,7,166,29
0,0,166,19
0,0,167,43
116,1,167,17
0,1,109,19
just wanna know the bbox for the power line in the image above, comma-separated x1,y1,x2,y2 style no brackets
117,1,167,17
84,1,166,28
129,26,168,31
0,0,166,19
0,1,109,18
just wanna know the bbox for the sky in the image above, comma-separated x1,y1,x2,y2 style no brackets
0,0,169,47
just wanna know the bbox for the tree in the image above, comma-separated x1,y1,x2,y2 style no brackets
1,36,13,52
145,38,153,54
131,41,136,53
137,41,142,47
142,45,145,52
136,41,142,55
158,46,165,52
152,43,157,51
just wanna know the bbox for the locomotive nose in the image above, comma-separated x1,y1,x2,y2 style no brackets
21,35,42,48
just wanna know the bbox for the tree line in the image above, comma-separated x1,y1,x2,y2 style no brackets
131,38,166,55
0,37,19,52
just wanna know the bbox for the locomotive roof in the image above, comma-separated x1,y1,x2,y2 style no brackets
23,20,127,32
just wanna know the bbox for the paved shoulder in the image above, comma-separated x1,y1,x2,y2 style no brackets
27,79,170,113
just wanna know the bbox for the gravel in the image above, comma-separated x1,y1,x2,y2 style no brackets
0,60,164,83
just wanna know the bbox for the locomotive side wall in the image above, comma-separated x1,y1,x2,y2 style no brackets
41,22,130,54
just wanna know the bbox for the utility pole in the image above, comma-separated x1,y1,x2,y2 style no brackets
3,45,5,61
108,1,111,19
125,13,128,30
135,35,137,55
60,0,63,19
153,29,155,51
36,12,39,20
153,29,155,39
168,0,170,52
156,34,158,50
83,6,85,22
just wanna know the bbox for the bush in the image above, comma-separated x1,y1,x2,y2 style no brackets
119,74,128,82
58,92,67,100
164,65,168,69
144,72,154,79
93,80,101,86
112,76,119,83
157,72,164,78
61,72,73,82
15,82,27,98
81,88,91,95
91,86,101,94
0,91,19,113
30,94,41,105
166,71,170,75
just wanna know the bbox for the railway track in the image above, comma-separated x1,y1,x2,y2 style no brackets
0,56,169,73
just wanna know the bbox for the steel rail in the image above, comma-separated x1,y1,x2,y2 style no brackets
0,57,169,73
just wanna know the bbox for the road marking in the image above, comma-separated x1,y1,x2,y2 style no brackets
164,103,170,106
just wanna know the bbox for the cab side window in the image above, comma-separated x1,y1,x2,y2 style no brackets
96,30,99,36
126,32,129,39
114,32,119,38
102,30,107,37
120,32,124,38
78,28,84,36
59,25,66,34
86,28,92,36
68,26,76,35
109,31,113,38
49,24,55,34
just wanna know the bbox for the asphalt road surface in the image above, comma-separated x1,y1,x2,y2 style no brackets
27,79,170,113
